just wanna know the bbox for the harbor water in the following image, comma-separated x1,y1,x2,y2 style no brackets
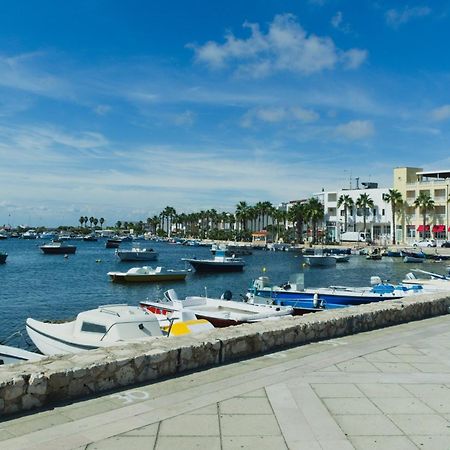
0,239,448,348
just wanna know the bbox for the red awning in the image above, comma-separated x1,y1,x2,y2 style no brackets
432,225,445,233
417,225,430,232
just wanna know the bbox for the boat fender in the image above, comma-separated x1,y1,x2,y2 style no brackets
313,293,320,308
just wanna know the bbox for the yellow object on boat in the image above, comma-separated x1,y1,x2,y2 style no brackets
162,319,213,336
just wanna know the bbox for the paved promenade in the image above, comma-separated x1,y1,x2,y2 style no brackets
2,315,450,449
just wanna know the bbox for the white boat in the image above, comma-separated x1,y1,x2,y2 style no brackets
26,304,213,356
22,229,38,239
116,247,158,261
182,250,245,272
329,254,350,263
304,255,336,267
140,289,293,327
108,266,190,283
0,344,43,365
402,270,450,291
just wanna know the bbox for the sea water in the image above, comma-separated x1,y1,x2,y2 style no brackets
0,238,446,347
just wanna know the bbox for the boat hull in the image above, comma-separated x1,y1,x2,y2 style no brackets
0,345,43,365
109,272,187,283
40,246,76,254
0,253,7,264
185,259,244,272
116,251,158,261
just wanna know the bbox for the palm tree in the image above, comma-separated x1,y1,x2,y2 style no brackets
79,216,85,228
356,193,374,239
337,194,354,233
84,216,88,228
288,202,308,243
414,192,435,239
254,202,264,231
261,201,273,229
306,197,325,244
99,217,105,229
383,189,403,245
89,216,94,228
235,201,249,232
93,218,98,228
116,220,122,229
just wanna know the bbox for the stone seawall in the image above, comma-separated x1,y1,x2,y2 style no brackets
1,293,449,416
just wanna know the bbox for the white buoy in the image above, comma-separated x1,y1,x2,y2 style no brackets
313,293,320,308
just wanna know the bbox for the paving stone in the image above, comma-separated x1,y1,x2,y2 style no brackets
323,398,380,415
396,354,438,364
220,414,281,436
159,414,219,436
186,404,218,415
87,435,156,449
372,362,418,373
357,383,413,398
336,358,380,373
389,346,424,355
222,436,288,450
239,388,267,398
0,429,15,441
415,396,450,414
334,414,402,436
387,414,450,435
370,397,434,414
122,422,159,436
61,400,119,420
349,435,418,450
317,364,341,372
2,412,72,436
412,363,450,373
219,396,273,415
312,383,364,398
363,350,403,363
403,383,450,397
409,434,450,450
155,436,221,450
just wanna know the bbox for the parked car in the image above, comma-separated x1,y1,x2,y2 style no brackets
412,239,437,248
441,241,450,248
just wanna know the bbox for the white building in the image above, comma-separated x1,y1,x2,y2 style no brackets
314,182,393,244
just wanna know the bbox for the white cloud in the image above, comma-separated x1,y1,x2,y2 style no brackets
385,6,431,28
335,120,374,140
173,110,196,126
94,104,111,115
241,106,319,127
430,104,450,121
190,13,367,77
331,11,343,29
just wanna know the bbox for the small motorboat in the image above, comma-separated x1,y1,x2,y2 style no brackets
0,251,7,264
304,255,336,267
26,304,212,356
116,247,158,262
403,256,424,263
0,344,43,365
40,242,76,254
182,250,245,273
329,254,350,263
106,238,122,248
402,270,450,291
140,289,293,327
83,234,98,242
108,266,189,283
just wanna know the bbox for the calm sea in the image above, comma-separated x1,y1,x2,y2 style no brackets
0,239,446,348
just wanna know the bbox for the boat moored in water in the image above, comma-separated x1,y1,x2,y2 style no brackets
0,252,7,264
182,250,245,273
0,344,43,365
116,247,158,262
108,266,189,283
40,242,76,254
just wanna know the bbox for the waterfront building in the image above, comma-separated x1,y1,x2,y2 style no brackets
314,181,392,244
393,167,450,243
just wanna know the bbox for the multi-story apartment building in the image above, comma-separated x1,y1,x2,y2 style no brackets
393,167,450,243
314,182,392,244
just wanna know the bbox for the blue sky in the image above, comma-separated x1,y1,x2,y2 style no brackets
1,1,450,227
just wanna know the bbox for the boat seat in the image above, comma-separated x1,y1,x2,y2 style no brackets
177,296,206,307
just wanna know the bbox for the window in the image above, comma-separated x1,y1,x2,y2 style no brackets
382,209,385,216
81,322,107,333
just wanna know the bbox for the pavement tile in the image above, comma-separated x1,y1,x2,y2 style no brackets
336,358,380,373
389,346,424,355
412,363,450,373
349,436,418,450
318,364,341,372
219,397,273,415
155,436,221,450
239,388,267,398
222,436,288,450
323,397,380,415
387,414,450,435
370,397,435,414
372,362,418,373
357,383,413,398
396,354,438,364
60,400,119,421
0,429,15,441
122,422,159,436
334,414,402,436
159,414,219,436
312,383,364,398
2,412,72,436
319,441,355,450
220,414,281,436
86,435,156,449
409,435,450,450
363,350,403,363
403,383,450,397
419,396,450,414
186,404,218,415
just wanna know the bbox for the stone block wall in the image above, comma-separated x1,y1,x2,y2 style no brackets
1,293,449,416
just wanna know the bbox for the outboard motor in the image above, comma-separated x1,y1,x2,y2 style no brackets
221,290,233,301
164,289,179,302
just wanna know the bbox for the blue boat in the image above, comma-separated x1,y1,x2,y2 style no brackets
249,276,424,311
0,252,7,264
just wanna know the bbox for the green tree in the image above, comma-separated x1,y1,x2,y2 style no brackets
337,194,354,233
235,201,249,233
99,217,105,229
413,192,435,238
356,193,374,239
288,202,308,243
79,216,85,228
306,197,325,244
382,189,403,245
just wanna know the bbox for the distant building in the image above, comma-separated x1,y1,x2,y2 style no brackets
314,181,392,244
394,167,450,243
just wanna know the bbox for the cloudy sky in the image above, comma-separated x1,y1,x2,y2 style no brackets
1,1,450,227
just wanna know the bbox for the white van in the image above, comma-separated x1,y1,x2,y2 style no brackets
340,231,369,242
